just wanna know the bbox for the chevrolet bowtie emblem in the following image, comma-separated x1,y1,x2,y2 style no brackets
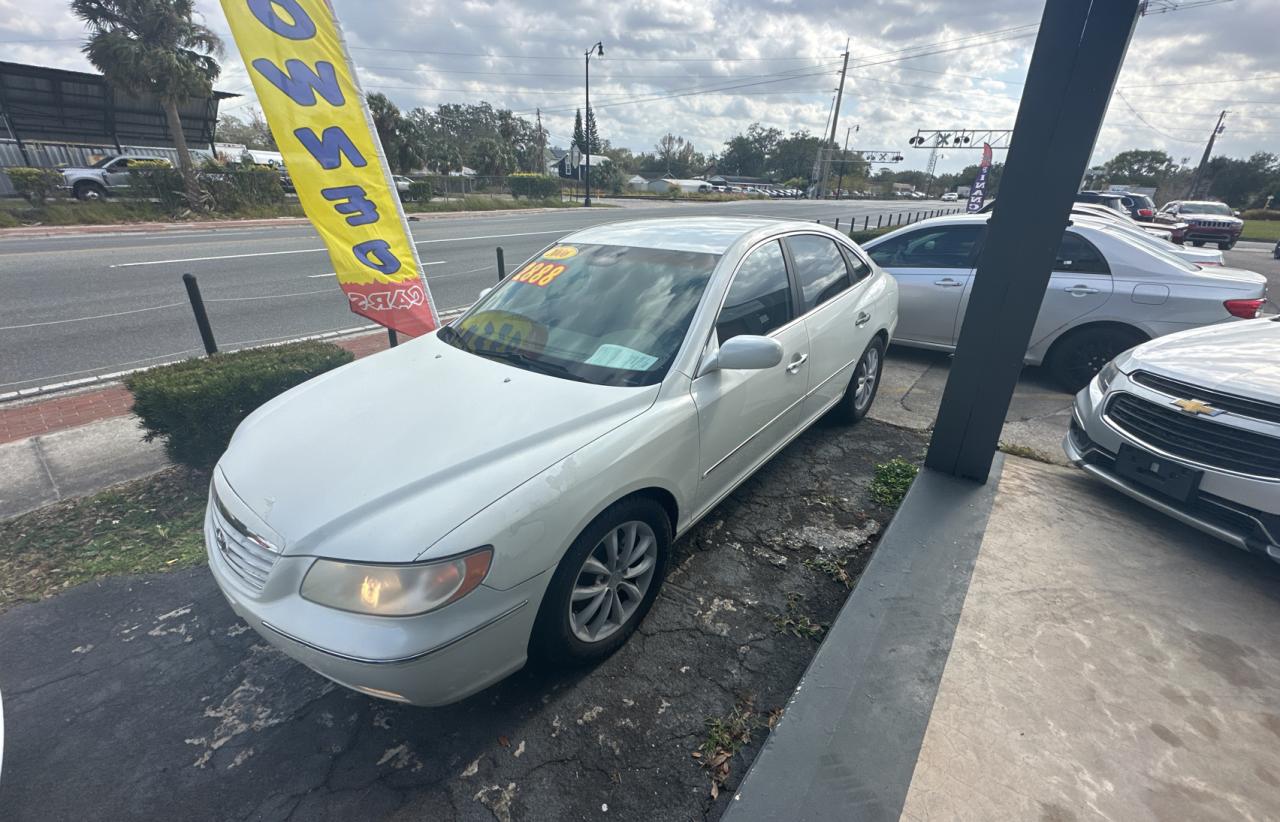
1172,398,1223,416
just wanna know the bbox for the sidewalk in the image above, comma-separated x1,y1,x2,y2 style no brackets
0,329,392,519
727,456,1280,821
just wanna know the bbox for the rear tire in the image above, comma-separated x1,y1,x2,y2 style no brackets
1192,240,1205,247
531,497,671,666
74,181,106,201
1218,240,1235,251
1047,326,1146,393
829,337,885,424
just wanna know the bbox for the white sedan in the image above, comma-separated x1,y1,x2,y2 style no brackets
863,214,1266,390
205,217,899,706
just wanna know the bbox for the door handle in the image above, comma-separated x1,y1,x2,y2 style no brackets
1063,284,1100,296
934,278,964,287
785,353,808,374
855,311,871,327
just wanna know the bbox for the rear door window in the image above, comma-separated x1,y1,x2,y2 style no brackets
1055,232,1110,275
786,234,851,312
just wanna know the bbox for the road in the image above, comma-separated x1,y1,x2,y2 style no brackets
2,201,1275,393
0,199,930,392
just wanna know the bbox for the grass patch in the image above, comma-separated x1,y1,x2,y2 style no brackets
1240,220,1280,243
869,457,919,508
998,442,1057,464
409,195,578,213
692,700,781,799
803,554,853,589
0,197,306,226
0,467,209,613
770,592,825,640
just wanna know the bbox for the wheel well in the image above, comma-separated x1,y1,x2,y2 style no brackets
873,328,890,348
625,487,679,534
1045,321,1148,363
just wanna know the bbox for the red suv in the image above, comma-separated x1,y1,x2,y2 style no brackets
1155,200,1243,250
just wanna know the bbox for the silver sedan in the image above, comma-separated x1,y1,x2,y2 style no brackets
862,214,1267,390
204,217,898,705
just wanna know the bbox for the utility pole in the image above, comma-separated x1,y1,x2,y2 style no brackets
924,133,944,197
535,107,546,173
1188,109,1226,199
836,124,856,200
817,42,850,200
583,41,604,207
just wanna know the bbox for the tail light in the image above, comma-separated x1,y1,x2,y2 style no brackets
1138,208,1153,218
1224,298,1266,319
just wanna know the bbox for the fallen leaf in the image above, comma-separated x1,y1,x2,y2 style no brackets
710,782,719,800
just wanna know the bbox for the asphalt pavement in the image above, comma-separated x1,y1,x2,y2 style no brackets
0,198,929,392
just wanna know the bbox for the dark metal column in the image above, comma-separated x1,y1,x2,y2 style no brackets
925,0,1141,482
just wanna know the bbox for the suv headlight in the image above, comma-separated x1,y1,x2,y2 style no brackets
301,548,492,616
1095,359,1121,394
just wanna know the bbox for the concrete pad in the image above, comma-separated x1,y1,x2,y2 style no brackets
902,458,1280,821
877,346,1075,462
37,415,168,500
0,438,58,519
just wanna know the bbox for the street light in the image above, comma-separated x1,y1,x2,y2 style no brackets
584,41,604,207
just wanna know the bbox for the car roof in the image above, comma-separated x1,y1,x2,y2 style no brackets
561,217,822,255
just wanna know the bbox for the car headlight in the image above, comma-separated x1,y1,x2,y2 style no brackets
1095,359,1121,394
300,548,492,616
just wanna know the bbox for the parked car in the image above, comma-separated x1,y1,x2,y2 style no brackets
1065,316,1280,562
1154,200,1243,250
861,214,1267,390
1117,192,1156,220
392,175,412,193
204,217,899,706
985,198,1188,244
1071,214,1224,266
59,155,169,200
941,192,959,202
1075,190,1129,213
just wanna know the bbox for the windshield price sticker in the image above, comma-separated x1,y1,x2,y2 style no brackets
512,262,567,287
542,246,579,260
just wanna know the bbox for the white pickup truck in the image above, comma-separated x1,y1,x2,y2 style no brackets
60,156,170,200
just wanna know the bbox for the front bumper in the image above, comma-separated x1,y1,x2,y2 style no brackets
204,494,551,706
1064,377,1280,562
1182,224,1241,244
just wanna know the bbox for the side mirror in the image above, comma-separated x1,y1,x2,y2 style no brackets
478,287,492,300
1233,210,1241,217
698,335,784,376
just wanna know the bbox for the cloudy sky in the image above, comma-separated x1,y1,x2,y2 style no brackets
2,0,1276,175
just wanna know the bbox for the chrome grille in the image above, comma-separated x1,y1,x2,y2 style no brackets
1131,371,1280,425
1105,393,1280,478
1189,219,1232,228
212,493,281,594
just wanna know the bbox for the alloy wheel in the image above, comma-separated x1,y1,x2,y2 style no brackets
853,346,881,412
569,520,657,644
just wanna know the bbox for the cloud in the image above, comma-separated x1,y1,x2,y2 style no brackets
2,0,1275,174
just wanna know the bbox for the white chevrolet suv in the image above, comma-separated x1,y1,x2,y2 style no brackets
1065,317,1280,561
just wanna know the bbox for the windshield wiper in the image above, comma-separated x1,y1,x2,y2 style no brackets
474,348,592,383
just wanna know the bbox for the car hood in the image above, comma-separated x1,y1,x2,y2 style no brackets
1182,213,1242,224
1120,317,1280,401
217,333,659,561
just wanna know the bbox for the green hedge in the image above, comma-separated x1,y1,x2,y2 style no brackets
126,342,354,469
405,179,433,202
128,164,285,214
508,173,561,199
7,167,63,205
1241,208,1280,221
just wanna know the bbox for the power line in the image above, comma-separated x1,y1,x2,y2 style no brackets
1114,91,1203,142
346,44,839,62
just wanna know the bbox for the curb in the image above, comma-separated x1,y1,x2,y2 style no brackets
0,205,579,239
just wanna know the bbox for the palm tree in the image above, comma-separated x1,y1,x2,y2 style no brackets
72,0,222,203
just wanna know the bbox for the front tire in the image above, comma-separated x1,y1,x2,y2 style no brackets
1218,240,1235,251
1047,326,1146,392
830,337,885,424
531,497,670,665
74,181,106,201
1192,240,1205,247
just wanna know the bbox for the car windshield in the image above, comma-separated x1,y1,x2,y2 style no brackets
89,157,118,168
440,242,718,387
1182,201,1232,215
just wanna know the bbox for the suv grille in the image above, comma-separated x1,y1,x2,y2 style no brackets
1106,393,1280,478
1131,371,1280,425
1188,219,1233,229
212,494,281,593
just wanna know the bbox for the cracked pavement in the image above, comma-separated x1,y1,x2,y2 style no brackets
0,418,926,821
